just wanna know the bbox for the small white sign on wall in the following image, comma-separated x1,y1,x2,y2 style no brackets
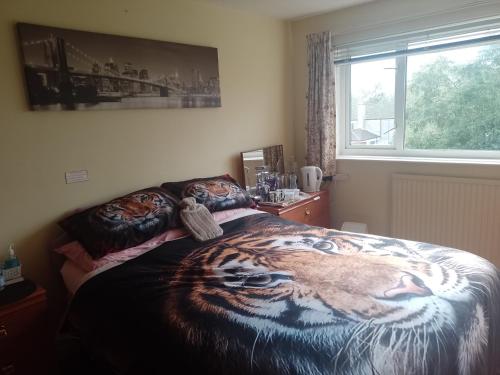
65,170,89,184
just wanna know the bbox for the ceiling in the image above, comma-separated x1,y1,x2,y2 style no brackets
194,0,376,20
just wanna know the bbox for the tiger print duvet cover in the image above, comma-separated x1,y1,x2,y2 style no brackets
66,213,500,375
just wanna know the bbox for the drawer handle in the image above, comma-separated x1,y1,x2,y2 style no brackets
0,324,8,338
305,209,311,216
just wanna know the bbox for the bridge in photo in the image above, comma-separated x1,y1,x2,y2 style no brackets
22,35,186,106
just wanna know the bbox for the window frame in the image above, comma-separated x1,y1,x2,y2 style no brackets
336,44,500,160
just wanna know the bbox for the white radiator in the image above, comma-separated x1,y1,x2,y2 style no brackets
391,174,500,266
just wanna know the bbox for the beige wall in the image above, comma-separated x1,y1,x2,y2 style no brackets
5,0,500,302
0,0,292,297
291,0,500,264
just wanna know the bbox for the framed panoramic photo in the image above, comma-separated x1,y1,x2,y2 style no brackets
17,23,221,110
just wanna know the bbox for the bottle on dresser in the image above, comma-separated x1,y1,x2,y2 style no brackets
2,244,23,286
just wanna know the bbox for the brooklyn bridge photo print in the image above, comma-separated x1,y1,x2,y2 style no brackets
17,23,221,110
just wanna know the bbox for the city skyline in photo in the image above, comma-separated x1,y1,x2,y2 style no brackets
18,23,221,110
20,23,219,84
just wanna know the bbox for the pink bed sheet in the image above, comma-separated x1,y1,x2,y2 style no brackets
60,260,88,295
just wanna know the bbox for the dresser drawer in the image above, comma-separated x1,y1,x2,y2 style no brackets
0,296,47,347
0,341,50,375
280,191,330,227
0,287,49,375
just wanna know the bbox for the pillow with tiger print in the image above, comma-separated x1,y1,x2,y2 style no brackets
161,174,254,213
59,187,179,259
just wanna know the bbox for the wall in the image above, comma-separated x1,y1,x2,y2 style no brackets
291,0,500,264
0,0,292,301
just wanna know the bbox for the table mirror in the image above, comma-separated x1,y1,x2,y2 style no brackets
240,145,284,191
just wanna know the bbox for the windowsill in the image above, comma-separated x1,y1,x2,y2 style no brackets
336,155,500,166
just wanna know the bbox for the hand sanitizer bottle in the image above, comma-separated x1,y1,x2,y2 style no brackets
5,245,20,268
3,244,21,284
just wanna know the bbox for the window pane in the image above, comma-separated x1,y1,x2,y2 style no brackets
405,44,500,150
350,58,396,146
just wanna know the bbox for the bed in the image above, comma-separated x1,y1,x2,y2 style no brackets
57,209,500,375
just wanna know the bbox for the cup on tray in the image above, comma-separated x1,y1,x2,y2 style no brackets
269,189,285,203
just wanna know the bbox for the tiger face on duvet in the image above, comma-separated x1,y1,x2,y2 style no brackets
165,219,499,375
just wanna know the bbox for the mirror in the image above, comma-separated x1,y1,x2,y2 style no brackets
241,145,284,191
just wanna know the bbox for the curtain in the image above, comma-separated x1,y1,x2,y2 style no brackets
306,31,336,177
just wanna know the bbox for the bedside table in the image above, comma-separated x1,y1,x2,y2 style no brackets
0,285,49,375
257,190,331,228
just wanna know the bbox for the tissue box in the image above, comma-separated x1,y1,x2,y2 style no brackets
3,265,22,283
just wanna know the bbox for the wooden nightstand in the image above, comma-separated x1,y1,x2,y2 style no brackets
0,285,49,375
257,190,331,228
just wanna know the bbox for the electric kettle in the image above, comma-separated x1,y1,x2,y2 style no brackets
300,166,323,192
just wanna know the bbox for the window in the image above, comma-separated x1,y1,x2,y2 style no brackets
336,21,500,159
349,58,396,147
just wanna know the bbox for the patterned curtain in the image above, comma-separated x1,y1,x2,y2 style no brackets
305,31,336,177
